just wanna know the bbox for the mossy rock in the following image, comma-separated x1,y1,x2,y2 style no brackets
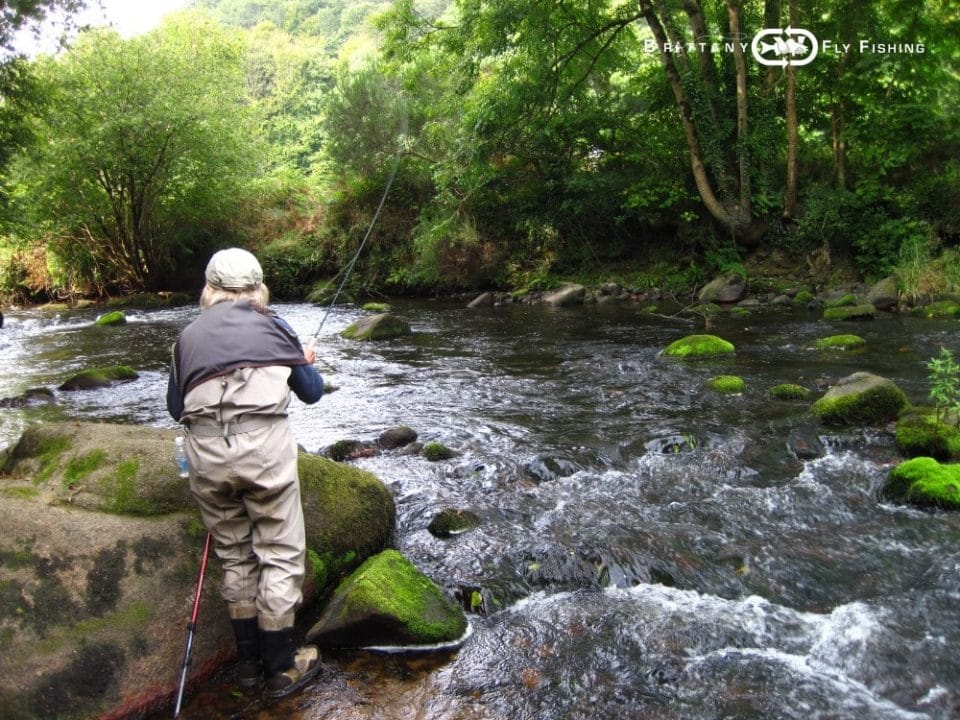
920,300,960,319
825,293,857,308
822,304,876,321
298,453,396,593
770,383,810,400
662,334,735,360
428,509,480,538
810,371,908,426
793,290,815,304
814,334,866,351
883,457,960,509
423,442,456,461
362,302,392,313
341,313,411,341
708,375,746,395
895,407,960,460
58,365,139,391
94,310,126,326
306,549,468,648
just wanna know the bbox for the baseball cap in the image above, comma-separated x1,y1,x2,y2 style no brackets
204,248,263,290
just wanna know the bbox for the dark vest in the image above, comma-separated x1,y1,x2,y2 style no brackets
174,301,307,394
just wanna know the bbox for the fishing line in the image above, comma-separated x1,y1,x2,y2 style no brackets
309,101,409,343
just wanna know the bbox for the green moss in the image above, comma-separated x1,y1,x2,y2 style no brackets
793,290,814,304
884,457,960,508
423,442,455,461
730,306,752,318
921,300,960,318
63,449,107,489
662,334,735,359
334,549,467,643
810,374,908,426
2,485,40,500
106,459,158,515
825,294,857,308
814,334,866,350
94,311,126,326
362,302,392,312
708,375,746,394
31,435,73,484
822,304,876,321
770,383,810,400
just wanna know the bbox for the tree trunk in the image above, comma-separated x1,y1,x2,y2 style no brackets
783,0,799,219
726,0,752,226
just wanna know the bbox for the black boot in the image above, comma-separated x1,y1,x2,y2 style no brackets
259,627,321,699
231,618,261,689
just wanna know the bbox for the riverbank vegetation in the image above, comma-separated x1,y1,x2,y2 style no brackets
0,0,958,303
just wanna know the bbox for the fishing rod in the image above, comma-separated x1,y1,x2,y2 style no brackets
306,104,408,352
173,531,212,719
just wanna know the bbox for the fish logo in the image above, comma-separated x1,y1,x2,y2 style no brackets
751,27,819,66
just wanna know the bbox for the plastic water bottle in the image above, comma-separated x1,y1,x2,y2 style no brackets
174,436,189,479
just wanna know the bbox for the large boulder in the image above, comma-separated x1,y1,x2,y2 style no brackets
810,372,908,426
866,276,899,311
698,272,747,304
306,549,468,649
0,422,395,719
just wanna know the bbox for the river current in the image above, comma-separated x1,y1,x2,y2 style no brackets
1,298,958,719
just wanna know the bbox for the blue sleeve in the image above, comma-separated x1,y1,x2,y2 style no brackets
166,364,184,421
273,316,323,404
289,363,323,404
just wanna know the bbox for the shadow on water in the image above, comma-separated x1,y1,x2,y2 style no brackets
3,300,960,719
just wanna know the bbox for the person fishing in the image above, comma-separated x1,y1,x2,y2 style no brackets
166,247,323,698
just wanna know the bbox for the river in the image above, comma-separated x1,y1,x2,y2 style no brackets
1,298,958,719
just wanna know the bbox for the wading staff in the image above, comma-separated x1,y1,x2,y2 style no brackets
173,531,212,719
305,104,409,354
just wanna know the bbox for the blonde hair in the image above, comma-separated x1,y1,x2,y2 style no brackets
199,283,270,310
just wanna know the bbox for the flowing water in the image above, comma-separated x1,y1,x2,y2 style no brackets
1,299,958,719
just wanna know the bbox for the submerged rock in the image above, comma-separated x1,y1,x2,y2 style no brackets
542,284,586,308
810,371,907,426
708,375,746,395
58,365,138,391
341,313,411,341
428,508,481,538
822,304,876,321
95,310,126,326
814,334,866,350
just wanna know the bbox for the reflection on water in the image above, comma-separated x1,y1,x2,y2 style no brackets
2,300,959,719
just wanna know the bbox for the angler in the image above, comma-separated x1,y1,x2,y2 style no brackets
166,248,324,705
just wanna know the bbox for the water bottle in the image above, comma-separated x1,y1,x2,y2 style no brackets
174,436,189,479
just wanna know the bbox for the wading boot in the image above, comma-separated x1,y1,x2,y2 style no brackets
231,617,261,689
260,627,321,699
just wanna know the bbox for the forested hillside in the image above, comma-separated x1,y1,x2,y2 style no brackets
0,0,957,301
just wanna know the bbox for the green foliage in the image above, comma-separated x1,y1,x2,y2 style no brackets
9,14,263,293
927,347,960,428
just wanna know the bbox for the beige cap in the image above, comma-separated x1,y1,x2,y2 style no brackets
204,248,263,290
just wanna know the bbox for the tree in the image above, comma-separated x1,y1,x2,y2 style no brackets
13,13,264,292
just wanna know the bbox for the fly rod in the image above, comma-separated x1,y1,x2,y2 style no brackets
173,531,212,719
306,104,408,352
